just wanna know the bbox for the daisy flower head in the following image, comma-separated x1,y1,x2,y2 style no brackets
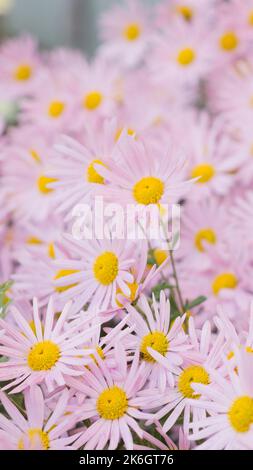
67,347,157,450
179,197,232,269
155,0,215,28
0,297,99,393
188,349,253,450
1,126,57,223
0,35,42,96
153,315,226,434
99,0,151,68
184,112,242,201
125,291,189,392
95,133,193,209
0,385,79,450
20,70,77,134
47,119,118,220
52,235,136,315
149,17,214,87
74,57,118,123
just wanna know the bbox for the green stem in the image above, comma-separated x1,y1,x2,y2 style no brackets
169,250,185,315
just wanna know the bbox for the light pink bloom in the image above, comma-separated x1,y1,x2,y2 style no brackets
0,297,98,393
0,385,79,450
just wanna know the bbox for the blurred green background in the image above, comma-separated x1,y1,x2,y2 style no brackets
1,0,158,55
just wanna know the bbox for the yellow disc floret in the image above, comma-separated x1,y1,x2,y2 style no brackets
140,331,169,363
27,340,60,371
178,365,210,399
96,386,128,420
37,176,57,194
48,101,65,118
14,64,32,81
191,163,215,183
18,428,50,450
133,176,164,205
83,91,103,111
177,48,196,66
54,269,79,293
195,228,217,252
228,396,253,433
93,252,119,285
212,272,238,296
219,31,238,51
123,23,141,41
86,159,105,184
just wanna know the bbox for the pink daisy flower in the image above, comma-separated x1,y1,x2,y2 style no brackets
184,113,242,201
99,0,151,68
0,385,79,450
67,349,157,450
149,18,214,86
152,316,226,434
0,35,42,96
95,134,192,208
125,291,190,392
0,297,98,393
188,350,253,450
52,236,136,314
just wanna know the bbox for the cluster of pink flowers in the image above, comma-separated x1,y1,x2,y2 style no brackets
0,0,253,451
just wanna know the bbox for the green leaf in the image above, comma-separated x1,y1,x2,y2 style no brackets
184,296,207,310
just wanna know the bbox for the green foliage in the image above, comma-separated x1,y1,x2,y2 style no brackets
0,280,13,318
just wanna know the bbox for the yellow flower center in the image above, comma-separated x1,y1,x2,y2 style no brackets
48,101,65,118
90,346,105,365
228,396,253,433
219,31,239,51
18,428,50,450
93,252,119,285
248,11,253,26
178,365,210,399
86,159,105,184
14,64,32,81
177,47,196,66
123,23,141,41
140,331,169,363
246,346,253,353
212,272,238,296
26,236,42,245
83,91,103,111
191,163,215,183
54,269,79,293
96,386,128,420
133,176,164,205
176,5,193,21
153,248,168,266
27,340,60,371
115,127,136,141
116,281,138,307
195,228,217,252
37,176,57,194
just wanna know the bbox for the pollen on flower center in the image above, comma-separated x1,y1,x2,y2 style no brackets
191,163,215,183
48,101,65,118
177,47,196,66
93,251,119,285
195,228,217,252
133,176,164,205
153,248,168,266
83,91,103,110
219,31,239,51
140,331,169,363
123,23,141,41
18,428,50,450
228,396,253,433
27,340,60,371
14,64,33,81
37,175,57,194
212,272,238,296
176,5,193,21
86,159,105,184
178,365,210,399
96,386,128,420
54,269,79,293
